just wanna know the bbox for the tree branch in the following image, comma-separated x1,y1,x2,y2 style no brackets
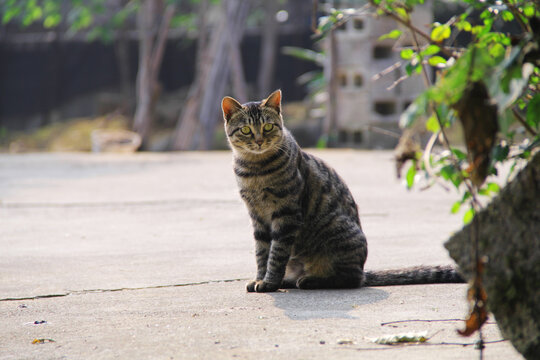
512,107,538,136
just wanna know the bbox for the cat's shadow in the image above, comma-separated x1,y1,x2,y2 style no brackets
269,287,388,320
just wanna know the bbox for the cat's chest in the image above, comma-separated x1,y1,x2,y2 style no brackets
237,175,299,222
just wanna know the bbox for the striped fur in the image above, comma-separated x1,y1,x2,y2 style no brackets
364,265,464,286
222,90,463,292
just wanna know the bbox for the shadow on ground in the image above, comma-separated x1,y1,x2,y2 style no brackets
270,287,388,320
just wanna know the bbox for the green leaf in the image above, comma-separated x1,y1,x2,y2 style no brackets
463,207,475,225
498,63,534,110
43,14,61,28
480,9,492,20
2,6,21,24
489,43,505,59
501,64,523,94
378,29,402,41
486,182,500,194
451,148,467,161
526,94,540,129
501,10,514,22
282,47,325,66
478,188,490,196
421,45,440,56
406,162,417,189
451,200,462,214
425,115,440,133
431,24,451,42
394,7,409,20
400,92,429,128
456,20,472,32
523,5,535,17
439,165,455,180
405,61,419,76
30,5,42,21
439,164,462,188
316,135,328,149
428,56,447,66
492,144,510,162
428,45,497,106
400,49,415,60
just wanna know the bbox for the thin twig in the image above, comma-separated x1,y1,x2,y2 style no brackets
408,16,431,87
387,74,409,90
422,131,451,192
371,4,454,58
372,61,402,81
502,0,532,33
381,319,497,326
512,107,538,136
340,339,507,351
381,318,463,326
367,125,401,138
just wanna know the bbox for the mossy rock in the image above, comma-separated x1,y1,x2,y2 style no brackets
6,115,129,152
445,152,540,359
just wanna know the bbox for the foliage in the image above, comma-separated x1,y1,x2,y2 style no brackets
0,0,204,43
315,1,539,347
318,0,539,223
282,46,326,95
282,45,327,143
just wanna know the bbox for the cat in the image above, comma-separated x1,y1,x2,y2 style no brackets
221,89,464,292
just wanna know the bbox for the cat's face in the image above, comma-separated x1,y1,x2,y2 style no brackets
222,90,284,155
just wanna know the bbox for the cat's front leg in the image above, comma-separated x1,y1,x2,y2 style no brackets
246,240,270,292
246,222,271,292
253,211,301,292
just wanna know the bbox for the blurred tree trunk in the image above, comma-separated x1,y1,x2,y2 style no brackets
257,0,279,98
171,0,250,151
199,0,249,149
114,0,132,114
132,0,174,146
325,28,338,146
170,0,214,151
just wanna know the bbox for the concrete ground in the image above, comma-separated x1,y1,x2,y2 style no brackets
0,150,522,359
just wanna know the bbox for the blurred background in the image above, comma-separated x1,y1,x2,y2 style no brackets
0,0,453,153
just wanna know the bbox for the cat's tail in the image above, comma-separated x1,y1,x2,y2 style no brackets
364,265,465,286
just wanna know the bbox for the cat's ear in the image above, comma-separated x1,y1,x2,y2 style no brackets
222,96,243,122
262,89,282,115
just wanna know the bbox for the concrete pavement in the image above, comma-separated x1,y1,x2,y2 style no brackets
0,150,522,359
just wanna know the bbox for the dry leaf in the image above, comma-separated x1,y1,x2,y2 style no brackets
458,259,489,336
32,338,55,344
394,129,421,179
371,331,429,345
453,81,498,187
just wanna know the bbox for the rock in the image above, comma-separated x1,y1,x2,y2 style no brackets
91,129,141,153
445,151,540,360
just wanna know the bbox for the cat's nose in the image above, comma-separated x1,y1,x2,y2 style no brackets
255,139,263,146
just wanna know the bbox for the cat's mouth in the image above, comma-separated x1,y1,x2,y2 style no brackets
244,142,272,154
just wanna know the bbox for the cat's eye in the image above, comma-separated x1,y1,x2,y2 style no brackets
263,123,274,132
240,126,251,135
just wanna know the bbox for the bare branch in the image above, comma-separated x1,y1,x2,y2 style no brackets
512,107,538,136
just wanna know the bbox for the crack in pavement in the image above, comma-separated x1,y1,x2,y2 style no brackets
0,198,240,209
0,278,249,302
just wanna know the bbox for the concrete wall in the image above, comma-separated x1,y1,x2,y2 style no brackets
326,1,432,148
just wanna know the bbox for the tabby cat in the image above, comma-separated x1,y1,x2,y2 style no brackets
222,90,463,292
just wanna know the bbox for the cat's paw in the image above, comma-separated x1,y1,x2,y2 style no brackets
296,276,321,289
246,280,279,292
246,280,259,292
